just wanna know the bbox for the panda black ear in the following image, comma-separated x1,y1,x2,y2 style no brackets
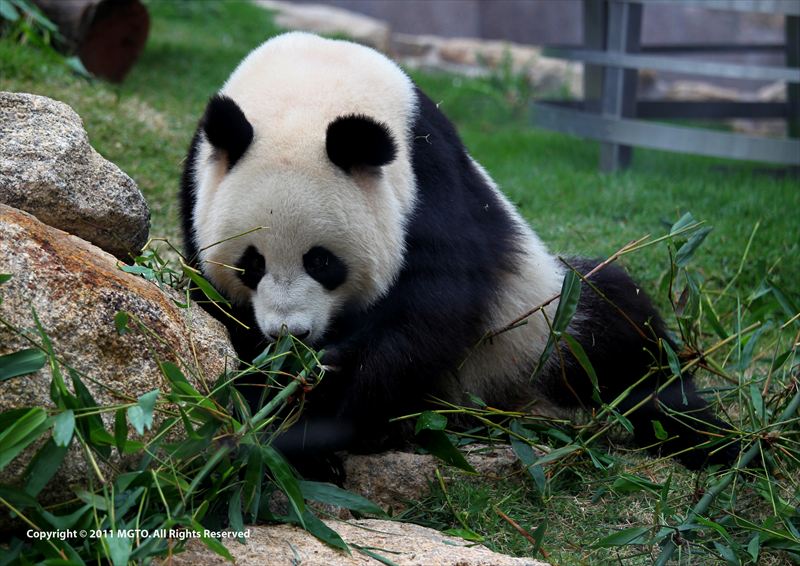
326,114,397,174
202,94,254,170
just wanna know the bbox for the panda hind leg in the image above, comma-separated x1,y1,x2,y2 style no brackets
615,379,740,470
553,258,740,469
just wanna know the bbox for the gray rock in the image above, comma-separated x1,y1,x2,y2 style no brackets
263,445,524,520
392,32,440,58
662,80,743,102
252,1,582,98
345,444,526,513
0,204,234,503
255,1,391,52
168,519,548,566
0,92,150,260
757,81,786,103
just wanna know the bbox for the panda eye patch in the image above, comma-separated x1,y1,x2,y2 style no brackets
303,246,347,290
235,245,266,289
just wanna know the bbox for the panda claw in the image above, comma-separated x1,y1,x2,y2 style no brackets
320,345,347,369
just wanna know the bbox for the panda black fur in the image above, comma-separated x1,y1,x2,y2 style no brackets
180,32,735,470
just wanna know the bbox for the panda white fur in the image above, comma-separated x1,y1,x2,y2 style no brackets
180,32,735,470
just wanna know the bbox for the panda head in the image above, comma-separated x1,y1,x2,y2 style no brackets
189,36,416,345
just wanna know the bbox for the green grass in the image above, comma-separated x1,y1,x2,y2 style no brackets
411,71,799,297
399,447,799,564
2,1,799,565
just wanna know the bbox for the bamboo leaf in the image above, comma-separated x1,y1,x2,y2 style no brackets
114,311,130,336
670,212,696,235
24,438,68,496
0,1,19,21
0,407,50,471
262,445,305,526
183,266,230,306
509,421,545,493
770,350,792,374
768,281,799,327
415,411,447,434
552,269,581,334
746,534,760,563
243,445,263,519
562,333,599,402
105,532,132,566
127,390,159,435
69,371,109,457
703,297,728,339
466,392,486,407
297,509,349,552
661,340,687,405
13,0,57,31
739,326,766,372
675,226,712,267
76,489,109,511
595,526,650,547
0,349,46,381
227,485,245,541
114,409,128,451
713,542,739,566
39,504,91,530
652,419,668,440
191,520,233,561
52,409,75,447
120,264,155,280
534,444,580,467
353,545,400,566
531,269,581,380
611,473,662,495
416,430,476,473
749,383,765,421
161,361,214,409
299,480,387,517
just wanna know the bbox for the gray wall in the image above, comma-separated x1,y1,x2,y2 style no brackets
292,0,786,89
293,0,582,43
292,0,784,48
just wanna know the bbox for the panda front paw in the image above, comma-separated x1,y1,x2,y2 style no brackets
319,345,346,373
319,338,364,374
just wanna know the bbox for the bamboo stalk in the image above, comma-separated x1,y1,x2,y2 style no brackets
654,384,800,565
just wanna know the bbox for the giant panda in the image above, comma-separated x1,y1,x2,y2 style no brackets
179,32,736,470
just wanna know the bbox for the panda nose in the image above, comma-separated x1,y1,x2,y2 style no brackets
268,329,310,341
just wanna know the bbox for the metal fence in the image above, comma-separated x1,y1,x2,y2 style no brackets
532,0,800,171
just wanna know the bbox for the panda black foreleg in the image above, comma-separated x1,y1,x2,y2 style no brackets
314,272,490,454
317,327,459,454
550,258,738,468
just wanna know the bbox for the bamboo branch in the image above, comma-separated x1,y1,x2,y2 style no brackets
654,383,800,565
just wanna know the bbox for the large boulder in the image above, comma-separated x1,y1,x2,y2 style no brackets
0,92,150,260
0,204,234,501
169,519,548,566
